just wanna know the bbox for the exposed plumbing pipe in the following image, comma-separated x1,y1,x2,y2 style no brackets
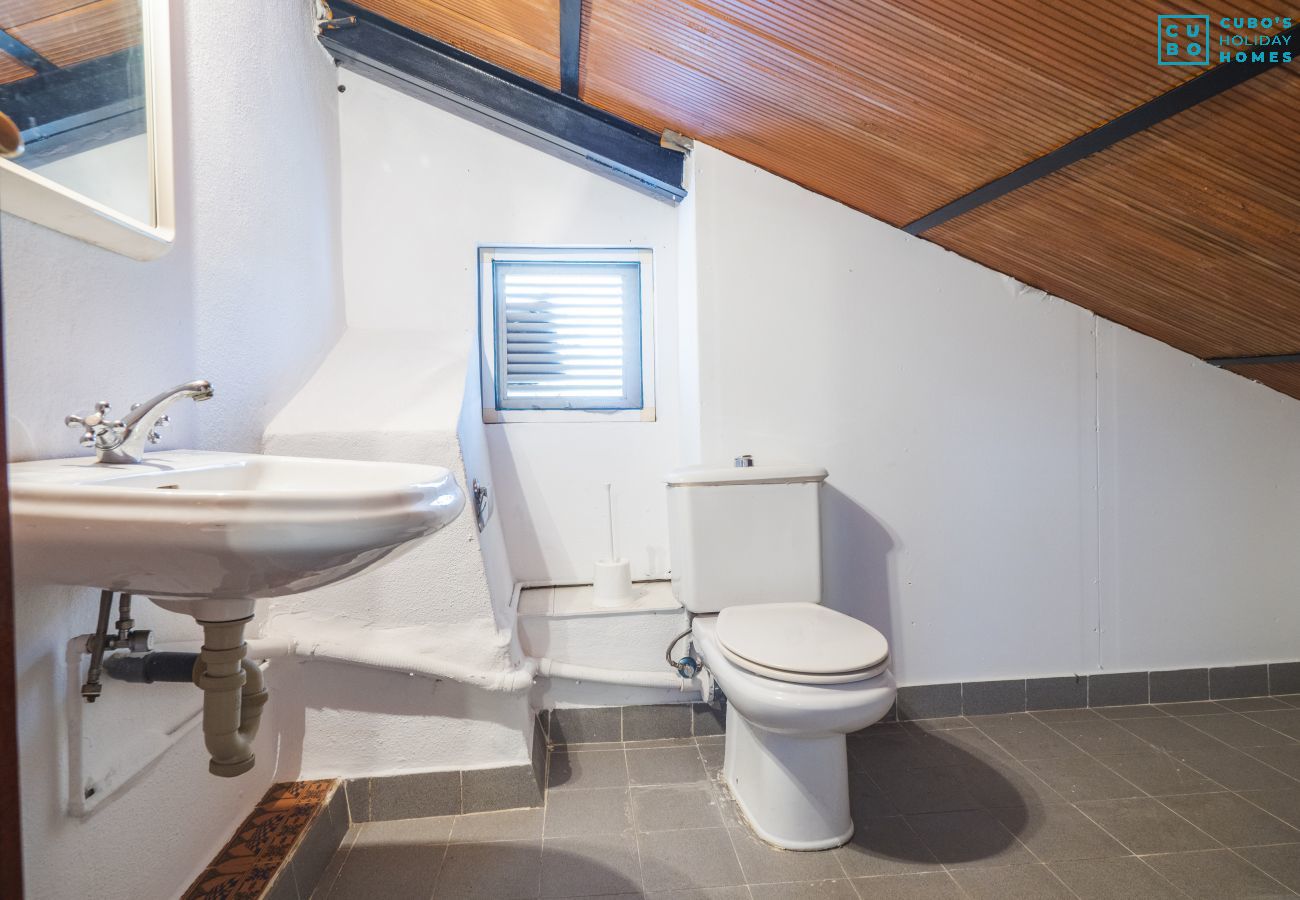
155,636,700,692
196,617,268,777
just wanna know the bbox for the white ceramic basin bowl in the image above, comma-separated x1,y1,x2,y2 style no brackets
8,450,465,616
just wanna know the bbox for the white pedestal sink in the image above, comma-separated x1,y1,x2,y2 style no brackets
8,449,465,620
8,449,465,777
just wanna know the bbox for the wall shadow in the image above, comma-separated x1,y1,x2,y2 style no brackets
820,485,896,649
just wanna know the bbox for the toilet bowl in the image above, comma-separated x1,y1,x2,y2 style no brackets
692,609,896,850
665,461,896,850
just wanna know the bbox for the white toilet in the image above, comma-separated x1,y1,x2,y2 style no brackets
667,462,896,851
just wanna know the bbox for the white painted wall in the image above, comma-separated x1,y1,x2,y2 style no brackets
335,70,682,586
2,2,343,897
685,145,1300,685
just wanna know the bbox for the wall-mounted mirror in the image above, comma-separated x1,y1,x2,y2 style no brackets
0,0,172,259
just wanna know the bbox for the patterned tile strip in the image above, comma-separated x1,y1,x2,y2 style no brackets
182,779,337,900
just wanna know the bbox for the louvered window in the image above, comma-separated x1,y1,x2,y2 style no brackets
479,248,654,422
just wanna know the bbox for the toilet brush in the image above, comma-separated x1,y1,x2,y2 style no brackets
593,482,635,607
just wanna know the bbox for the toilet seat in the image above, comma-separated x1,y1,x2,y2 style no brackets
715,602,890,685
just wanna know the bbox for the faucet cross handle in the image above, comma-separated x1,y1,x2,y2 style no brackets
65,401,126,449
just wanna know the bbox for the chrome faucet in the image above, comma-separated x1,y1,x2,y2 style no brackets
65,380,214,464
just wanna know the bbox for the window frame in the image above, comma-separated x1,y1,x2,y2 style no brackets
478,246,656,424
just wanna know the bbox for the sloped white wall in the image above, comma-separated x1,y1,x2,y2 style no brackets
685,145,1300,685
2,2,343,898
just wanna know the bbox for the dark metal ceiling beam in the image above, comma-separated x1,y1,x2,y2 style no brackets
0,29,55,75
559,0,582,97
1208,352,1300,367
904,27,1300,236
320,0,685,203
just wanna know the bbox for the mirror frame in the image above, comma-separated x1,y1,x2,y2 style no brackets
0,0,174,260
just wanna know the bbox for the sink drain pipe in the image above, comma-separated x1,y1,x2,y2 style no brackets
104,616,268,777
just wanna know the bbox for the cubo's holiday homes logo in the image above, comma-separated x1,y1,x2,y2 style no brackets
1157,13,1293,66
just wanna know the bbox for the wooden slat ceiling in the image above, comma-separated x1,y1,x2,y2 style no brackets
351,0,1300,398
0,0,140,83
9,0,139,69
0,50,32,84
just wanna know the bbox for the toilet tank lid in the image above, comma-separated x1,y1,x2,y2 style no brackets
665,464,828,486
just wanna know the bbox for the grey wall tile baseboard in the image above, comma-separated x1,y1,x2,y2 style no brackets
541,697,728,747
895,660,1300,720
273,782,350,900
345,761,543,824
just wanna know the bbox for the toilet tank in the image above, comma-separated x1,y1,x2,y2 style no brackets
665,463,828,613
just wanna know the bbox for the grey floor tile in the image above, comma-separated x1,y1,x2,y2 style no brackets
990,803,1130,862
1219,697,1295,712
549,707,623,745
355,816,455,846
1073,796,1219,854
1240,789,1300,829
369,771,461,821
631,783,726,832
1048,719,1153,755
434,840,542,899
450,808,545,843
1144,848,1294,899
1030,708,1102,724
1277,695,1300,709
1020,755,1145,803
1117,716,1226,752
900,716,971,732
848,871,966,899
1155,701,1229,717
728,826,845,884
627,746,708,786
874,766,980,814
848,732,933,772
1188,714,1298,748
955,758,1066,809
328,842,444,900
545,787,633,837
1161,791,1300,847
549,750,630,791
1246,709,1300,740
1173,746,1300,791
847,771,899,818
747,879,857,899
1236,844,1300,894
540,832,642,898
1094,751,1221,796
925,727,1014,765
948,863,1076,899
637,827,744,892
1048,856,1186,900
1248,745,1300,781
1094,705,1168,719
977,720,1085,760
623,704,694,742
643,889,749,900
699,742,725,775
312,827,358,900
833,816,939,878
904,809,1034,869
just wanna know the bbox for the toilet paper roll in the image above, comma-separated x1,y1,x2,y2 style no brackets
593,559,635,607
